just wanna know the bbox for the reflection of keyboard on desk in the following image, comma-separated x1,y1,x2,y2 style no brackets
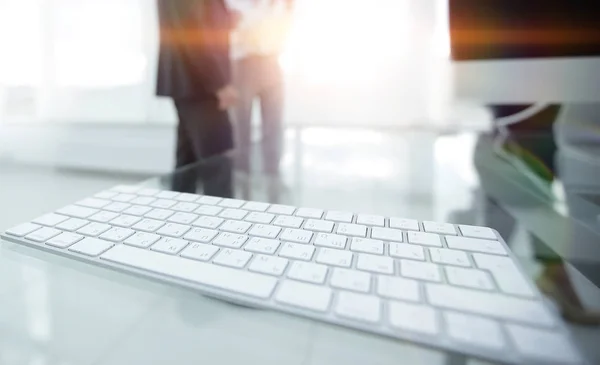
1,185,584,365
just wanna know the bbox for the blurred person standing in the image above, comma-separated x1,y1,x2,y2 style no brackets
228,0,294,175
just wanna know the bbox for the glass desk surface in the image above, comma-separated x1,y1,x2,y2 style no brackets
1,130,599,365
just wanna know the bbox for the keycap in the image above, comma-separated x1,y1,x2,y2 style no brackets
213,232,248,249
243,237,281,254
195,205,223,216
336,223,367,237
77,222,111,237
33,213,69,227
400,259,441,282
356,253,394,274
444,311,505,349
130,196,156,206
242,201,270,212
267,204,296,215
111,185,141,194
168,212,199,225
286,261,328,284
446,236,507,256
88,211,120,223
389,242,425,260
244,212,275,224
389,217,420,231
335,291,381,323
316,248,353,267
275,281,332,312
248,224,281,239
26,227,61,242
174,193,199,202
407,231,442,247
110,215,142,228
429,248,470,267
95,191,118,199
132,218,165,232
145,208,174,220
324,210,353,223
423,221,457,235
213,248,252,268
248,255,289,276
507,324,580,364
172,202,199,212
5,222,42,237
425,284,554,327
388,300,438,334
458,225,497,240
193,216,224,229
304,219,334,233
377,276,420,302
370,227,403,242
156,191,179,199
184,228,219,243
445,266,494,291
124,232,161,248
151,237,189,255
472,253,535,297
46,232,84,248
280,228,313,244
330,268,371,292
100,227,135,242
69,237,114,256
273,215,303,228
57,205,98,218
314,233,347,249
278,242,315,261
150,199,177,209
76,198,111,209
197,196,222,205
112,193,136,203
156,223,191,237
350,237,383,254
219,208,248,220
295,207,323,219
123,205,153,216
180,243,220,262
101,245,276,298
137,188,159,196
218,198,246,209
56,218,89,231
356,214,385,227
220,220,252,234
103,202,131,213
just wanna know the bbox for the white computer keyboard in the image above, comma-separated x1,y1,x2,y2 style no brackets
0,185,584,365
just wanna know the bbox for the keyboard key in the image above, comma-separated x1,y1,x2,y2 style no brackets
377,276,420,302
213,232,248,249
102,244,275,298
110,215,142,228
145,208,174,220
56,218,89,231
197,196,222,205
330,268,371,292
275,281,332,312
77,222,111,237
219,220,252,234
303,219,334,233
58,205,99,218
445,266,494,291
472,253,535,297
124,232,161,248
172,202,199,212
444,311,505,350
242,201,270,212
213,248,252,268
324,210,353,223
151,237,189,255
32,213,69,227
156,223,191,237
286,261,328,284
103,202,132,213
46,232,84,248
336,223,367,237
280,228,313,244
112,193,136,203
248,224,281,239
193,216,224,229
26,227,61,242
458,225,497,240
273,215,303,228
278,242,315,261
248,255,289,276
389,242,425,260
137,188,159,196
350,237,383,254
314,233,347,249
218,198,246,209
388,301,438,335
423,221,457,235
88,211,120,223
243,237,281,254
95,191,118,199
99,227,135,242
180,243,219,262
356,253,394,274
69,237,113,256
150,199,177,209
429,248,470,267
130,196,156,206
295,208,323,219
76,198,111,209
244,212,275,224
155,191,179,199
267,204,296,215
132,218,165,232
389,217,420,231
122,205,153,216
219,208,248,220
425,284,554,327
335,291,381,323
370,227,403,242
506,324,581,364
316,248,353,267
174,193,199,202
168,212,199,225
400,260,441,282
195,205,223,216
5,223,42,237
446,236,507,256
356,214,384,227
407,231,442,247
184,228,219,243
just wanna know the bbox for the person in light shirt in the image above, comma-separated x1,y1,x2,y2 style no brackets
227,0,294,175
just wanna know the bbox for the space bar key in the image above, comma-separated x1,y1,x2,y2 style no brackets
100,244,277,299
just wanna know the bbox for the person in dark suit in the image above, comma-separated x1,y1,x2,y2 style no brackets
156,0,237,172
